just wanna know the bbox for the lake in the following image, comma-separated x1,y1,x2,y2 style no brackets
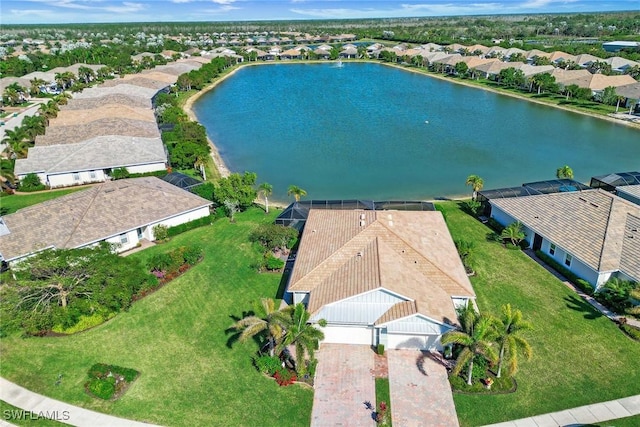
193,62,640,203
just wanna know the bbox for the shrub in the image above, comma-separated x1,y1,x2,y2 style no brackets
595,278,638,314
250,224,298,252
152,224,169,241
19,173,46,192
621,324,640,341
265,254,285,271
254,355,281,375
147,253,172,272
166,215,213,237
85,363,139,400
535,251,595,295
110,167,130,180
87,377,116,400
273,368,297,386
183,246,203,265
376,344,385,355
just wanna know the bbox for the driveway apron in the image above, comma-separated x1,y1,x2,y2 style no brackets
388,350,459,427
311,344,376,427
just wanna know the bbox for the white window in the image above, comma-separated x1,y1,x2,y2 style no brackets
564,254,572,267
119,233,128,244
549,243,556,256
72,173,80,181
89,171,97,179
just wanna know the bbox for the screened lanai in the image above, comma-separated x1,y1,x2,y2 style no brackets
589,171,640,193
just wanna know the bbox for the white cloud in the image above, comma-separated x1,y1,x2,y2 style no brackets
212,0,237,4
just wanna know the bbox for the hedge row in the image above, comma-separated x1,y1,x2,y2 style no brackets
167,214,214,237
535,250,594,295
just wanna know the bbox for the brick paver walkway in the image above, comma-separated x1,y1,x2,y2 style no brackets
311,344,376,427
388,350,459,427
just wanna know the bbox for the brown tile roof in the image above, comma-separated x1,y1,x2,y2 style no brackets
550,68,592,85
100,76,171,90
0,177,211,262
61,94,152,110
289,210,475,324
35,118,159,146
491,189,640,278
620,214,640,279
48,104,155,126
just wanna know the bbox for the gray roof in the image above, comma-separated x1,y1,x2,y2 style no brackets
617,185,640,200
15,135,166,175
35,118,160,145
615,82,640,100
0,177,211,262
99,76,171,90
72,84,159,100
491,189,640,279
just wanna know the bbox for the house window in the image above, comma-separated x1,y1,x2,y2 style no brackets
119,233,128,244
549,243,556,256
72,173,80,181
564,254,572,267
89,171,97,179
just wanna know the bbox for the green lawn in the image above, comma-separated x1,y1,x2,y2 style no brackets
437,202,640,427
0,188,87,215
0,400,67,426
0,208,313,426
600,414,640,427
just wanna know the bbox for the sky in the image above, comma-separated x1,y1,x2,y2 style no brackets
1,0,638,25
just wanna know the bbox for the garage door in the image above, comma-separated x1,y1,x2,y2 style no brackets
321,325,372,345
387,334,440,350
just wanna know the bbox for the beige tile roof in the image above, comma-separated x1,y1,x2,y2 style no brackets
562,73,637,91
35,119,160,146
574,54,600,66
289,210,475,324
491,189,640,278
48,104,155,126
472,61,524,75
548,51,576,63
550,68,592,85
466,44,490,54
72,84,159,100
100,76,171,90
462,57,498,68
0,177,211,262
61,94,152,110
620,214,640,279
616,82,640,99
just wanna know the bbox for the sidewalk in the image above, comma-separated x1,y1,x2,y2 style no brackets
483,394,640,427
525,250,640,328
0,377,159,427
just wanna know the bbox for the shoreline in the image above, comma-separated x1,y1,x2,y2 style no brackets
181,58,639,199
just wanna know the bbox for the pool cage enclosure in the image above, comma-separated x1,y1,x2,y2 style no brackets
589,171,640,193
275,200,435,229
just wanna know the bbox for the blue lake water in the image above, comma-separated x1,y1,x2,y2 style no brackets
193,62,640,203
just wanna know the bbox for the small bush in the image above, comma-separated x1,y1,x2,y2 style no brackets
183,246,203,265
254,355,281,375
166,215,213,237
110,168,130,180
87,377,116,400
250,223,298,252
376,344,385,355
265,254,285,271
147,253,172,272
85,363,139,400
273,368,297,386
18,173,46,192
152,224,169,241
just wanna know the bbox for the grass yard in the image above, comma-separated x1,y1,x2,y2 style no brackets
0,208,313,426
437,202,640,427
0,400,67,426
0,187,87,215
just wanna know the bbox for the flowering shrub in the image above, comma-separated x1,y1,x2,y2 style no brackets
376,401,390,425
273,368,297,386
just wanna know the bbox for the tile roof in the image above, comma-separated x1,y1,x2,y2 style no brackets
15,136,166,175
288,210,475,325
48,104,156,126
0,177,211,262
35,119,160,146
100,76,172,90
491,189,640,279
72,84,159,100
61,94,152,110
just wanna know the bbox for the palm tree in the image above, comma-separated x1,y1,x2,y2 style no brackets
53,92,72,106
258,182,273,213
22,115,46,143
465,175,484,201
39,101,59,125
441,306,498,385
556,165,574,179
230,298,289,357
29,78,46,97
0,159,16,190
500,221,525,246
276,303,325,375
287,185,307,202
494,304,532,378
2,128,30,158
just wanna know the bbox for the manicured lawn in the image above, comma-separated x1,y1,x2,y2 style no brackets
0,187,87,215
601,414,640,426
0,208,313,426
437,202,640,427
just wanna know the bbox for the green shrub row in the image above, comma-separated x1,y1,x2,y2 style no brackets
535,250,594,295
621,324,640,341
128,170,168,179
167,215,214,237
147,245,203,274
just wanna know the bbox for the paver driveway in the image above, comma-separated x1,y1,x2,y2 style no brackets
388,350,459,427
311,344,376,426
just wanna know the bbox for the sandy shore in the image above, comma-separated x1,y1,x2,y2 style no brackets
182,59,640,182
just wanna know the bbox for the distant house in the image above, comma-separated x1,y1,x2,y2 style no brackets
286,209,476,351
490,189,640,288
0,177,212,264
603,41,640,53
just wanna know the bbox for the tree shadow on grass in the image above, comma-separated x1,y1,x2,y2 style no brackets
225,310,255,349
564,294,603,320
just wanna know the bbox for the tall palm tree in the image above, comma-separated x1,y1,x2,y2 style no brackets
0,159,16,190
465,175,484,201
494,304,532,378
258,182,273,213
54,92,72,106
22,115,46,142
39,101,59,125
2,128,30,158
29,78,46,97
287,185,307,202
230,298,289,357
276,303,325,375
556,165,574,179
441,305,498,385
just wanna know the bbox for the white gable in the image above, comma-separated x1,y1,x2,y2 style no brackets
383,314,453,335
312,289,405,325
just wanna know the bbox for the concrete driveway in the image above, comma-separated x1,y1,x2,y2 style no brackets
388,350,459,427
311,344,377,426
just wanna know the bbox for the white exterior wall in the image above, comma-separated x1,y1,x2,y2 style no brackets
386,333,442,351
490,205,517,228
148,206,210,240
126,162,166,174
321,325,373,345
46,170,107,188
104,229,140,253
540,235,599,288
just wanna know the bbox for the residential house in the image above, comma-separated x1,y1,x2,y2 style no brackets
0,177,211,264
35,118,159,146
490,189,640,288
286,209,476,351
